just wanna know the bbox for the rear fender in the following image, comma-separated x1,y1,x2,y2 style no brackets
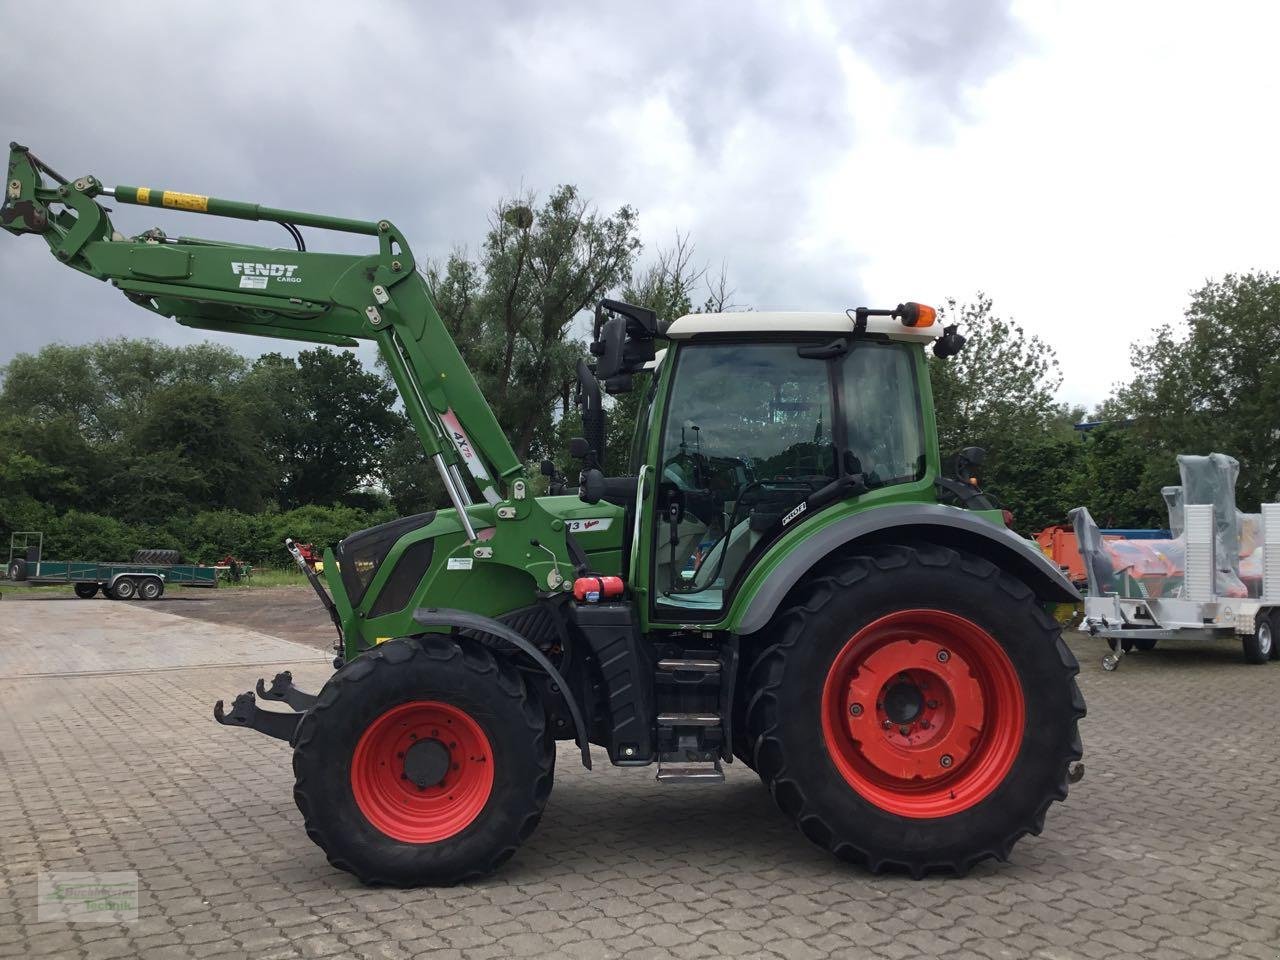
732,503,1081,635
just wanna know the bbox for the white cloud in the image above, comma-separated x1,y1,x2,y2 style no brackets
3,0,1272,415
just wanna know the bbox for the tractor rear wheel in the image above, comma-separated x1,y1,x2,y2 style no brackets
744,544,1085,877
292,636,554,886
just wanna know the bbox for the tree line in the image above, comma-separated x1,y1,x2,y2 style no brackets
1,183,1276,567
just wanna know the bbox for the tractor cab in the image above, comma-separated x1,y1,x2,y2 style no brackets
579,304,946,620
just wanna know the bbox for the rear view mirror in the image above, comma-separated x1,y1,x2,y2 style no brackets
592,315,628,379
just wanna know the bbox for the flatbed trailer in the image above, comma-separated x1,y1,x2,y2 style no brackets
4,532,236,600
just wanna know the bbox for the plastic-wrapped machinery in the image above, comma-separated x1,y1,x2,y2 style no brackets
1177,453,1246,597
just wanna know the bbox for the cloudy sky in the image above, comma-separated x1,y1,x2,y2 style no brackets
2,0,1277,408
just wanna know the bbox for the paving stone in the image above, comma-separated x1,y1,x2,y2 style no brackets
2,604,1278,959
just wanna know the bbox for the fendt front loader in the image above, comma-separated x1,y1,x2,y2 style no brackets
3,144,1085,884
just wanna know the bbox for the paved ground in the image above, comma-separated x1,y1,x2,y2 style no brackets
4,584,336,650
1,599,1278,960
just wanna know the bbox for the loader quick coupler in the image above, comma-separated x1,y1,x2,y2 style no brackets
214,671,319,743
256,670,318,711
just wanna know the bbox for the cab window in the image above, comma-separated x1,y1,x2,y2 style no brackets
653,342,835,613
651,338,926,617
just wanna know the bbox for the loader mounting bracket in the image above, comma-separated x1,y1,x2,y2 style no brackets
213,691,302,743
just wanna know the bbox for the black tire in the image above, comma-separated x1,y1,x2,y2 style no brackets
8,558,27,582
137,578,164,601
744,543,1085,877
133,549,181,565
293,636,554,886
74,582,100,599
1269,611,1280,662
111,578,138,601
1244,614,1274,664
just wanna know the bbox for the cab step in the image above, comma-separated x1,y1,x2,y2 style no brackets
657,712,721,727
656,657,720,675
655,759,725,784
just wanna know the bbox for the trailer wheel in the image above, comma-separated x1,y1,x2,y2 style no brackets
138,578,164,601
293,636,554,886
1269,611,1280,662
111,578,138,601
744,544,1085,877
1244,615,1274,665
8,558,27,582
74,583,100,599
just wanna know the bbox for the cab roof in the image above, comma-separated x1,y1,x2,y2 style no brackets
665,311,942,343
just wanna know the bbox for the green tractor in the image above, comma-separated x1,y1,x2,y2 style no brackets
3,144,1085,884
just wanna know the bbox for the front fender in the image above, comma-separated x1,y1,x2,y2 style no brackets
412,607,592,770
731,503,1080,635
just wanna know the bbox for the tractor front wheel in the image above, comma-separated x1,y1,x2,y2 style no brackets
292,636,554,886
745,544,1085,877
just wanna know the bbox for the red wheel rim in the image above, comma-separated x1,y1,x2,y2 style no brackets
820,609,1025,819
351,701,494,843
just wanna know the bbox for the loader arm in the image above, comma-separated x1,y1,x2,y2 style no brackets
3,143,572,588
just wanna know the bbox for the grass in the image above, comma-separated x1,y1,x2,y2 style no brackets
202,566,313,589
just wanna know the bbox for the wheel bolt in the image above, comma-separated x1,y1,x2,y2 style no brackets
926,700,938,709
920,720,931,730
898,725,911,736
849,703,863,716
940,754,953,768
882,720,893,730
936,650,950,663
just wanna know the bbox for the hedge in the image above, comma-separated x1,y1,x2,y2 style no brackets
0,502,395,567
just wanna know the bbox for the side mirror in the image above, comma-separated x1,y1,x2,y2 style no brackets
933,324,966,358
592,315,628,379
540,459,556,477
568,437,591,460
579,468,605,505
955,447,986,486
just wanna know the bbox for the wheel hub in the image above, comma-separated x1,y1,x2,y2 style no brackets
403,737,451,789
882,680,923,724
842,637,985,782
821,609,1026,818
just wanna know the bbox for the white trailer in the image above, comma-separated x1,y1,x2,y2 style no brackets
1078,500,1279,670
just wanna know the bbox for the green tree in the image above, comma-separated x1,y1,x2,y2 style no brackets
244,348,401,509
0,339,247,441
929,295,1078,531
431,185,641,466
107,384,275,522
1111,271,1280,509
